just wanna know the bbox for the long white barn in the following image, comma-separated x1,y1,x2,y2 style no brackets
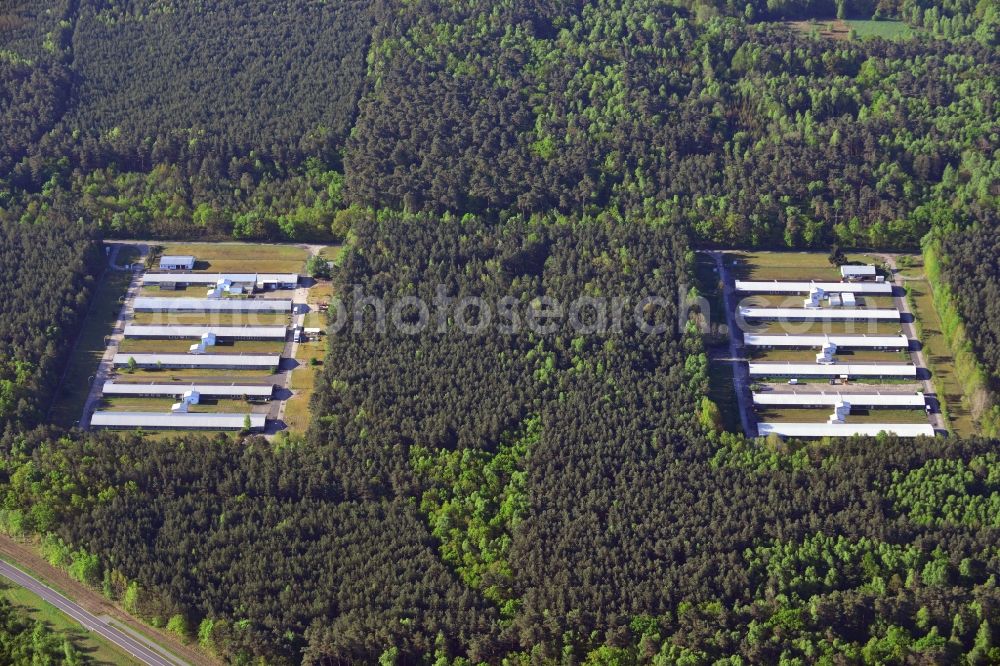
753,392,926,407
113,353,280,370
757,422,933,438
748,362,917,378
143,273,298,288
123,325,288,340
740,307,900,321
91,411,266,431
744,334,909,348
102,382,275,399
735,280,892,294
133,298,292,313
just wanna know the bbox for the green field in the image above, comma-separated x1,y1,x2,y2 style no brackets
156,242,309,273
285,338,326,432
115,367,276,381
140,285,297,300
318,245,343,262
130,311,290,326
100,396,262,412
906,279,974,436
753,376,918,386
750,348,909,363
741,294,896,309
745,319,905,336
726,251,885,282
757,407,929,424
118,339,285,354
845,20,913,39
49,270,133,428
0,579,136,665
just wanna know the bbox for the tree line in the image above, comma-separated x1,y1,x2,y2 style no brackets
0,206,104,433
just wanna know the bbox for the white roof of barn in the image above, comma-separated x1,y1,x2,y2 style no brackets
757,422,933,438
743,334,909,348
841,265,877,277
753,392,926,407
735,281,892,294
740,307,900,320
102,382,275,397
159,255,195,264
748,362,917,377
123,325,287,339
143,273,299,286
90,411,266,430
113,353,280,368
132,298,292,312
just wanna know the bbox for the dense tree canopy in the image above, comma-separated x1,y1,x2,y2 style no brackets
0,217,997,664
938,227,1000,383
345,0,997,249
0,1,997,664
0,210,103,433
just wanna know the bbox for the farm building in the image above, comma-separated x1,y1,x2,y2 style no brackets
842,293,857,307
113,353,281,370
123,325,287,340
742,334,909,348
748,362,917,378
102,382,275,400
90,411,266,431
752,392,926,408
142,273,299,289
757,422,934,438
735,280,892,294
840,265,877,281
739,307,900,321
132,298,292,313
159,255,196,270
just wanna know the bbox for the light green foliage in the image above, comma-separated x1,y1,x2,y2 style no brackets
73,158,345,241
745,533,959,600
166,613,191,640
39,536,102,587
411,415,540,613
305,254,332,279
0,597,87,665
887,454,1000,527
923,238,1000,436
122,581,140,616
709,431,814,472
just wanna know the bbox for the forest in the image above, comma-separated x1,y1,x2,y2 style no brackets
0,0,997,663
0,217,996,663
345,0,997,248
0,210,103,433
0,0,995,245
937,227,1000,384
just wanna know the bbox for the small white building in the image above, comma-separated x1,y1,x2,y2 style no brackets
159,255,196,270
188,332,217,354
827,293,842,307
816,341,838,365
828,400,851,424
803,286,825,309
842,293,857,307
841,265,877,281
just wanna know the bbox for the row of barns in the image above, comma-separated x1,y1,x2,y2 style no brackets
735,265,934,438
